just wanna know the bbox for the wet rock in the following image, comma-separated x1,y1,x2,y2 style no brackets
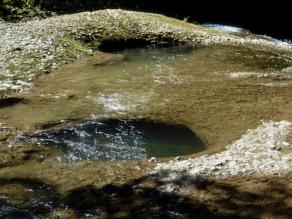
0,178,60,218
1,211,40,219
0,141,52,167
154,121,292,182
149,157,157,163
85,51,126,66
0,123,15,140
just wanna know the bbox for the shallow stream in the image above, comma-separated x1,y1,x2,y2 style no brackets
1,44,292,217
1,45,292,159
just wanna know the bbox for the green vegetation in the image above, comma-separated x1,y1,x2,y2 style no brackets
0,9,291,99
0,0,127,20
57,37,93,61
0,0,47,20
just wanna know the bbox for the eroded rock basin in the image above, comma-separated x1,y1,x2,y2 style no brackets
18,119,204,162
1,45,292,152
0,44,292,218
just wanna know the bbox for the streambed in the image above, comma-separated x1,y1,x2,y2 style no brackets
0,43,292,218
1,45,292,158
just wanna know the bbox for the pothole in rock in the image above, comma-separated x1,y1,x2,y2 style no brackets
18,119,205,162
98,38,179,52
0,97,26,108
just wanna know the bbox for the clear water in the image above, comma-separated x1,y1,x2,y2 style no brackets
1,43,292,219
1,45,292,163
20,119,204,162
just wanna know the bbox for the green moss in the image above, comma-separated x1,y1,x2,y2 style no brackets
6,52,40,78
1,9,291,98
0,75,7,81
58,37,93,62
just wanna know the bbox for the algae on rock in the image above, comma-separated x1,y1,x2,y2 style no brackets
0,9,292,97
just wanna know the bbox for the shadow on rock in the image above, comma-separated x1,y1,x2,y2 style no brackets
0,97,26,108
205,177,292,218
152,170,292,218
64,171,292,218
0,171,291,218
64,174,228,219
0,178,61,219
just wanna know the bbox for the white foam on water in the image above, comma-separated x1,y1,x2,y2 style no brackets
228,71,261,78
152,72,183,84
91,91,155,113
203,24,250,33
282,66,292,73
94,94,127,111
203,23,292,49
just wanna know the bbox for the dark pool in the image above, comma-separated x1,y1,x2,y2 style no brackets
19,119,204,162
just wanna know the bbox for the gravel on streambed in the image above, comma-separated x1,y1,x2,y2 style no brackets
1,9,292,96
1,10,292,186
153,121,292,190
